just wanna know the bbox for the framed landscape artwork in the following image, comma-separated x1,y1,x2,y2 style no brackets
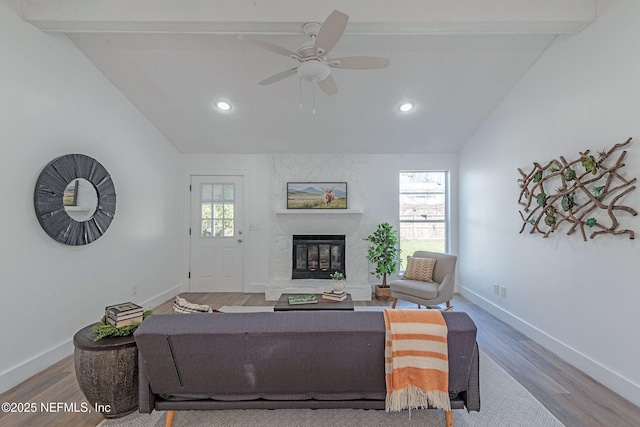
287,182,347,209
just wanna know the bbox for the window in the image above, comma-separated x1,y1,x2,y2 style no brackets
200,183,235,237
399,171,448,270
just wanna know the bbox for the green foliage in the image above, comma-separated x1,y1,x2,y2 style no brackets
561,193,575,212
91,310,153,342
548,165,559,174
533,171,542,183
581,155,598,175
591,185,605,200
544,207,556,226
536,193,548,207
597,149,608,161
364,222,400,287
329,271,345,281
586,218,598,228
563,168,576,182
544,215,556,226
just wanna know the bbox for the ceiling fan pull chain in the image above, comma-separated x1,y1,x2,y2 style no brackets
312,82,316,115
299,77,303,110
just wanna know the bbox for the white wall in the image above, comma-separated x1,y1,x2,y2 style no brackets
0,3,181,392
459,0,640,406
368,154,459,262
180,153,458,293
179,154,271,293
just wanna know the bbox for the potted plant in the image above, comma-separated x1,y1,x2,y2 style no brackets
364,222,400,300
91,310,153,341
329,271,346,293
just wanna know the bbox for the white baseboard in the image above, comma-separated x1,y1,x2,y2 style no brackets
144,284,182,310
458,286,640,407
0,284,183,395
0,340,73,395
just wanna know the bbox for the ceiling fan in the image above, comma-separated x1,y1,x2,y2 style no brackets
238,10,390,97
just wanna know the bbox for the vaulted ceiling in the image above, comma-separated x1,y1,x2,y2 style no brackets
22,0,597,153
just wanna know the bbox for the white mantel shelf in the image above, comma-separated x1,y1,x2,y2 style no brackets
274,209,364,215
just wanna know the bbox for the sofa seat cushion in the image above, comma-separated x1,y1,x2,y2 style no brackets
389,279,439,299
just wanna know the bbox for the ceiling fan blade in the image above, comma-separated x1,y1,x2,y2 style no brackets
238,35,300,60
318,75,338,96
328,56,390,70
314,10,349,56
258,68,298,86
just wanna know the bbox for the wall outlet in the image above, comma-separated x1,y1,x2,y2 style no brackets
493,283,499,294
132,284,138,296
500,285,507,297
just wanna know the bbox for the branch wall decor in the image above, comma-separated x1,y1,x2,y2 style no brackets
518,137,637,241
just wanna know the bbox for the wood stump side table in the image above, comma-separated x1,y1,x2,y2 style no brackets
73,324,138,418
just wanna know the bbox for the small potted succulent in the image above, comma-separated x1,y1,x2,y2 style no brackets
329,271,346,293
364,222,400,300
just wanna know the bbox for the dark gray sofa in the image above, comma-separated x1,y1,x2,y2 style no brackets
134,311,479,426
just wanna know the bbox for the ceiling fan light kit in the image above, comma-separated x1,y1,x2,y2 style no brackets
238,9,390,110
297,60,331,82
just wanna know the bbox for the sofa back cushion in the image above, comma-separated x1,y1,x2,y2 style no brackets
134,311,477,400
135,312,387,399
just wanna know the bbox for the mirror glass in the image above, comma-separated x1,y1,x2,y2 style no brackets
63,178,98,222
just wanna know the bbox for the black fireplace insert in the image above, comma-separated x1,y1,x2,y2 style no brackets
292,235,345,279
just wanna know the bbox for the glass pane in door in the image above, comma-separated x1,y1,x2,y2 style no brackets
201,183,235,237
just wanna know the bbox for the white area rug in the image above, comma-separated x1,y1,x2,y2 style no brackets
99,307,564,427
219,305,273,312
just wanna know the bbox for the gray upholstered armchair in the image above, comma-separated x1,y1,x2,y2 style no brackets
390,250,457,309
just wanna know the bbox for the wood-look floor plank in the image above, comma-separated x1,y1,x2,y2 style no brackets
0,293,638,427
452,297,640,427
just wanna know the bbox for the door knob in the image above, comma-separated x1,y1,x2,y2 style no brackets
238,239,243,243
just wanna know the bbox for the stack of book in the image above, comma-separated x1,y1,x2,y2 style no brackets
322,290,348,301
105,302,144,328
287,294,318,305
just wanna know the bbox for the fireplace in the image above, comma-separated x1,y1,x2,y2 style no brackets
292,235,345,279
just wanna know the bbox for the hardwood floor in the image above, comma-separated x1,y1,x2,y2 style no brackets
0,293,638,426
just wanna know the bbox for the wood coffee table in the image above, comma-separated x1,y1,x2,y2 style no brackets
274,293,354,311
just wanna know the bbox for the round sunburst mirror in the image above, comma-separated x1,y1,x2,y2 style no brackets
34,154,116,245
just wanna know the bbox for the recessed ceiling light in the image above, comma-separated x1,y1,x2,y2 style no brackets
215,100,232,111
399,102,414,112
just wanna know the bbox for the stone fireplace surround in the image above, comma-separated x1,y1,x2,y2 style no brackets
267,154,372,301
267,211,371,300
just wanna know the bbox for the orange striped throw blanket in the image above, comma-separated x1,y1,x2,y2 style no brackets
383,309,451,412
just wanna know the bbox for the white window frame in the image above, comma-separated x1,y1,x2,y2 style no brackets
398,171,449,269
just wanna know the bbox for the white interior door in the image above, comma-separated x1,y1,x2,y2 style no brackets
190,175,244,292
